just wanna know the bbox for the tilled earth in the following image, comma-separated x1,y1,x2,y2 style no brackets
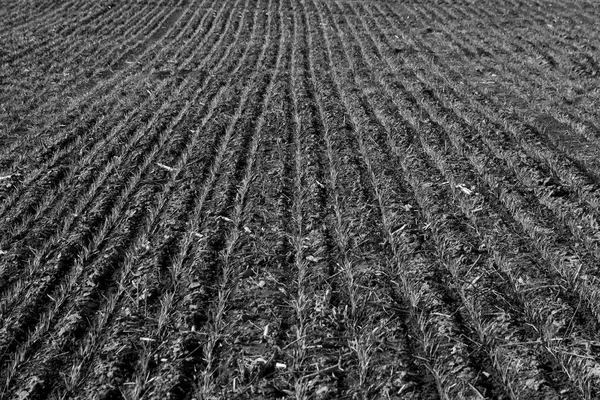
2,0,600,399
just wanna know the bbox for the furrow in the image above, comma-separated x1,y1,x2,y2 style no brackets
365,0,600,290
356,3,600,397
340,0,592,395
2,1,135,69
192,2,287,395
3,0,600,398
2,2,123,68
418,114,600,399
278,2,340,395
0,0,242,319
0,1,168,133
371,3,600,209
0,1,251,391
60,1,271,398
0,0,197,168
0,0,193,168
0,81,210,397
309,0,434,397
286,0,310,384
418,2,600,143
0,0,85,46
56,1,263,398
371,2,600,299
288,1,362,396
324,1,528,397
382,1,598,175
0,0,233,266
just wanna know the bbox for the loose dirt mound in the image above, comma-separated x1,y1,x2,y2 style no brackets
2,0,600,398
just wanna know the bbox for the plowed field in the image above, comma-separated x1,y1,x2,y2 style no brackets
2,0,600,399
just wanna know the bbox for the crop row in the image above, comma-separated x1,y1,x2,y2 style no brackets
2,0,600,398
